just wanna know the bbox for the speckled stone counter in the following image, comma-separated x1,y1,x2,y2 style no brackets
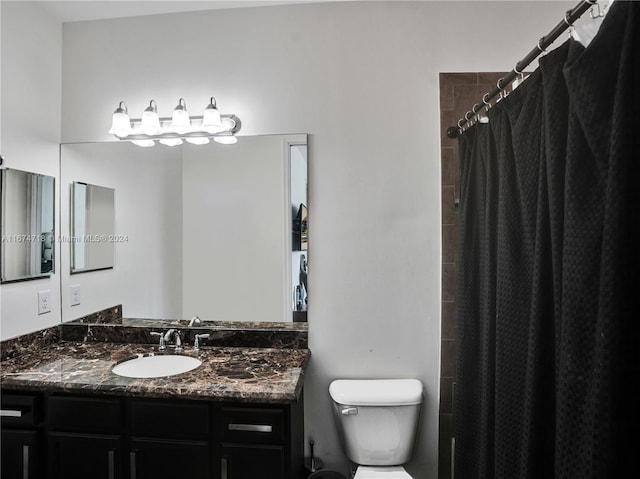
1,342,310,403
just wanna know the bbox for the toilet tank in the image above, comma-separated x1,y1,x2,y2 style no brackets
329,379,423,466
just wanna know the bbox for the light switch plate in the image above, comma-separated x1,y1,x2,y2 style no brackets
38,290,51,315
70,284,81,306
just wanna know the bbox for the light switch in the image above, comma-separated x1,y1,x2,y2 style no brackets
38,290,51,315
70,284,81,306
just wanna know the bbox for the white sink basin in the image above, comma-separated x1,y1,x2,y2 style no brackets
112,354,202,378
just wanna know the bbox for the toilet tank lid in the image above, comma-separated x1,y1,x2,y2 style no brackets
329,379,423,406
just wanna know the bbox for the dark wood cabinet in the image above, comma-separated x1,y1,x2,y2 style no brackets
131,439,211,477
1,392,43,479
48,433,122,479
1,429,41,479
222,444,285,479
0,390,304,479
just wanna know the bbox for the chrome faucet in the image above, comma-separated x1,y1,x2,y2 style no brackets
164,329,183,353
150,331,166,351
194,333,210,352
188,316,201,327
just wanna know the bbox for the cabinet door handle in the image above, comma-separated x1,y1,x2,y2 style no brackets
1,409,24,417
130,451,137,479
228,424,273,433
221,457,228,479
108,450,115,479
22,445,29,479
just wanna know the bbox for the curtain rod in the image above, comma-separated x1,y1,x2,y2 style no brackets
446,0,599,139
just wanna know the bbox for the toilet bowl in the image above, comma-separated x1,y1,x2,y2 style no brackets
329,379,423,479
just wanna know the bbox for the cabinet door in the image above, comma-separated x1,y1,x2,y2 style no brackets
48,433,122,479
222,444,284,479
1,429,40,479
131,438,211,479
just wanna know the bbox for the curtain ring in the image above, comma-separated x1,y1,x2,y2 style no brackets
514,64,523,75
563,10,572,26
465,111,474,121
482,93,491,106
496,78,504,91
457,119,465,128
537,37,547,53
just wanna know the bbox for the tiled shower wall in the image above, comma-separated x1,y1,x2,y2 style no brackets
438,72,511,479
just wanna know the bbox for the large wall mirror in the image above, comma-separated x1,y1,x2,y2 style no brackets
60,134,307,324
1,168,55,283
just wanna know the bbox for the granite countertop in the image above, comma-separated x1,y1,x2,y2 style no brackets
0,342,310,404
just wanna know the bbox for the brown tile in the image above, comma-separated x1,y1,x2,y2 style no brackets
441,186,456,226
440,339,456,377
440,72,477,86
452,83,481,107
439,75,454,111
440,377,454,414
438,414,454,479
442,262,456,302
442,224,457,263
440,147,455,187
441,300,457,340
478,72,508,84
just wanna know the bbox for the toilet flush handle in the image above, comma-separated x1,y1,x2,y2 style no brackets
340,407,358,416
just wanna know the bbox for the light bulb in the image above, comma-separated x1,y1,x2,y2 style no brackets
108,102,132,138
170,98,191,134
185,137,210,145
141,100,161,135
214,135,238,145
131,139,155,147
201,96,222,133
159,138,183,146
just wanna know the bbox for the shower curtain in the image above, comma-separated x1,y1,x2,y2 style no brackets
454,2,639,478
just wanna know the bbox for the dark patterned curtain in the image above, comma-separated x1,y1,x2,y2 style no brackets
454,2,639,478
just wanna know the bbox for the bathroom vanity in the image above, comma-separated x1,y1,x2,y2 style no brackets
1,340,309,479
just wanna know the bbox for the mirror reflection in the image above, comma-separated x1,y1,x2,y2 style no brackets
1,168,55,283
71,181,115,273
60,134,307,324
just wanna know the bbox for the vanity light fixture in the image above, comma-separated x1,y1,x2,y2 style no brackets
109,97,241,147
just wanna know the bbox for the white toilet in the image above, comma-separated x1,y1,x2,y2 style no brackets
329,379,423,479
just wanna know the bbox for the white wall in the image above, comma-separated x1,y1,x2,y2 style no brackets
0,1,579,477
0,0,61,339
59,142,183,321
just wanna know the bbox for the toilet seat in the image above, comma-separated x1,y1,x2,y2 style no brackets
353,466,413,479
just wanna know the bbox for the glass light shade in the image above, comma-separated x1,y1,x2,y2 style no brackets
170,98,191,134
214,135,238,145
185,137,210,145
109,111,132,138
131,139,155,147
159,138,183,147
201,97,222,133
108,102,132,138
141,101,161,135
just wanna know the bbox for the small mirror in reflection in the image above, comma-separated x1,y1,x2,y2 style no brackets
71,181,115,273
1,168,55,283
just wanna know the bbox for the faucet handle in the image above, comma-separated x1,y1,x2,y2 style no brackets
150,331,166,351
194,333,210,351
